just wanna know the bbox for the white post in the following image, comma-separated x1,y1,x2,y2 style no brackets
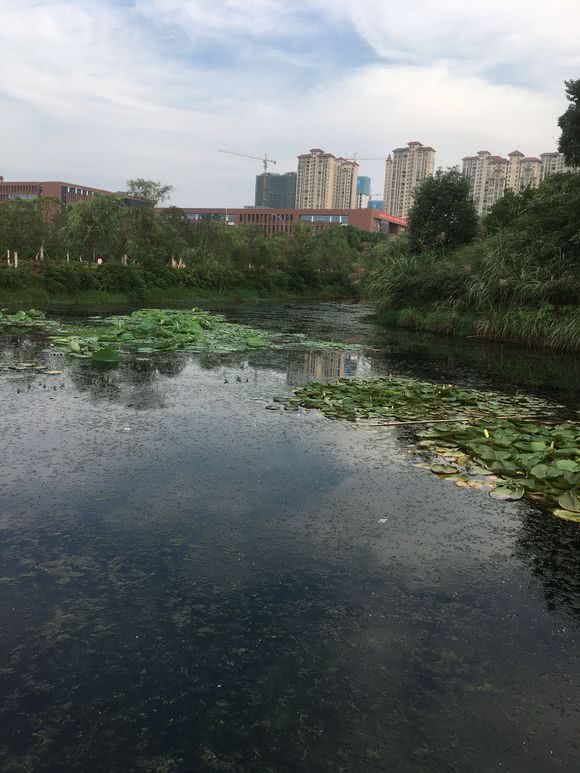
39,244,45,262
14,252,18,269
6,249,10,268
66,252,70,263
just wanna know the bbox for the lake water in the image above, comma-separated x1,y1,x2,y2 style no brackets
1,302,579,772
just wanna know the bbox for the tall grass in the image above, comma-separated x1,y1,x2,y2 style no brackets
379,306,580,352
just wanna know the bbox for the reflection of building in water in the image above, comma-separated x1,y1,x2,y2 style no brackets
287,349,373,385
343,352,373,378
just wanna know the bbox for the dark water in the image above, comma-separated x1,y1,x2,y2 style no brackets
1,303,579,773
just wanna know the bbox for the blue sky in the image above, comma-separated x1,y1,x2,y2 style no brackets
1,0,578,206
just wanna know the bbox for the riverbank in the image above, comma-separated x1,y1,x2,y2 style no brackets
378,306,580,352
0,284,354,312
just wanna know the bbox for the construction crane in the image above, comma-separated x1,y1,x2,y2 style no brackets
217,149,277,173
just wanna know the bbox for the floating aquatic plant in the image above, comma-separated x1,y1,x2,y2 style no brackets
285,377,580,520
1,307,350,359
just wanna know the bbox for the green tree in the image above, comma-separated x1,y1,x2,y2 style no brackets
558,78,580,167
116,207,167,262
126,178,174,205
63,196,124,259
407,168,479,253
482,187,536,236
0,197,60,257
157,207,190,258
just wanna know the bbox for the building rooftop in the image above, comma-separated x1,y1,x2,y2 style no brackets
0,178,113,194
521,157,541,162
508,150,524,156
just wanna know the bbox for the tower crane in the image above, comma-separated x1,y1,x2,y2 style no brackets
217,149,277,173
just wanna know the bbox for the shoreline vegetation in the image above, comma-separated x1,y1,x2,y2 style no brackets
377,306,580,352
0,284,354,311
367,170,580,353
0,197,376,311
367,79,580,354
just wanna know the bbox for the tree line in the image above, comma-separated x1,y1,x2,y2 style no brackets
0,192,386,296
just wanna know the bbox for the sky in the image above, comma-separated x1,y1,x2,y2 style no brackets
1,0,579,206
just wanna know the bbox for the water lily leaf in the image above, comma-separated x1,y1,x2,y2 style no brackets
471,446,498,461
554,459,580,472
557,491,580,513
430,463,458,475
469,466,493,476
530,463,562,479
552,509,580,523
91,347,120,364
490,486,525,501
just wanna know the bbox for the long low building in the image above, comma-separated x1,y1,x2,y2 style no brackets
0,177,149,207
175,207,407,235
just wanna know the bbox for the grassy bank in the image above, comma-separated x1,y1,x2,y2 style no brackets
368,171,580,354
0,284,353,312
378,306,580,352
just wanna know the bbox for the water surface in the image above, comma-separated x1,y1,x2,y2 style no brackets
1,303,579,772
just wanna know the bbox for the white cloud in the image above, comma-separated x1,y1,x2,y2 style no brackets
136,0,304,38
314,0,580,85
0,0,573,207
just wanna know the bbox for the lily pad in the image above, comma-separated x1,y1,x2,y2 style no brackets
552,509,580,523
489,486,525,501
557,491,580,513
91,348,120,364
430,463,458,475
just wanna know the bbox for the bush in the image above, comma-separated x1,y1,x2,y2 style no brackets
96,264,147,294
0,267,33,289
42,264,99,293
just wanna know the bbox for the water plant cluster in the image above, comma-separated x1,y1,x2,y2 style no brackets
0,307,349,363
286,377,580,521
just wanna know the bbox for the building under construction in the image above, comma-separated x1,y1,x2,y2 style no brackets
254,172,297,208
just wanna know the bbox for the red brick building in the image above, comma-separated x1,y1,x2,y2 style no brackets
175,207,407,236
0,177,148,208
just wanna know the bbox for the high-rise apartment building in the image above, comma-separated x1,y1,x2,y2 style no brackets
356,176,371,208
462,151,509,214
255,172,297,209
507,150,542,192
464,148,578,215
296,149,337,208
540,152,576,178
296,149,359,209
333,158,359,209
383,141,435,218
